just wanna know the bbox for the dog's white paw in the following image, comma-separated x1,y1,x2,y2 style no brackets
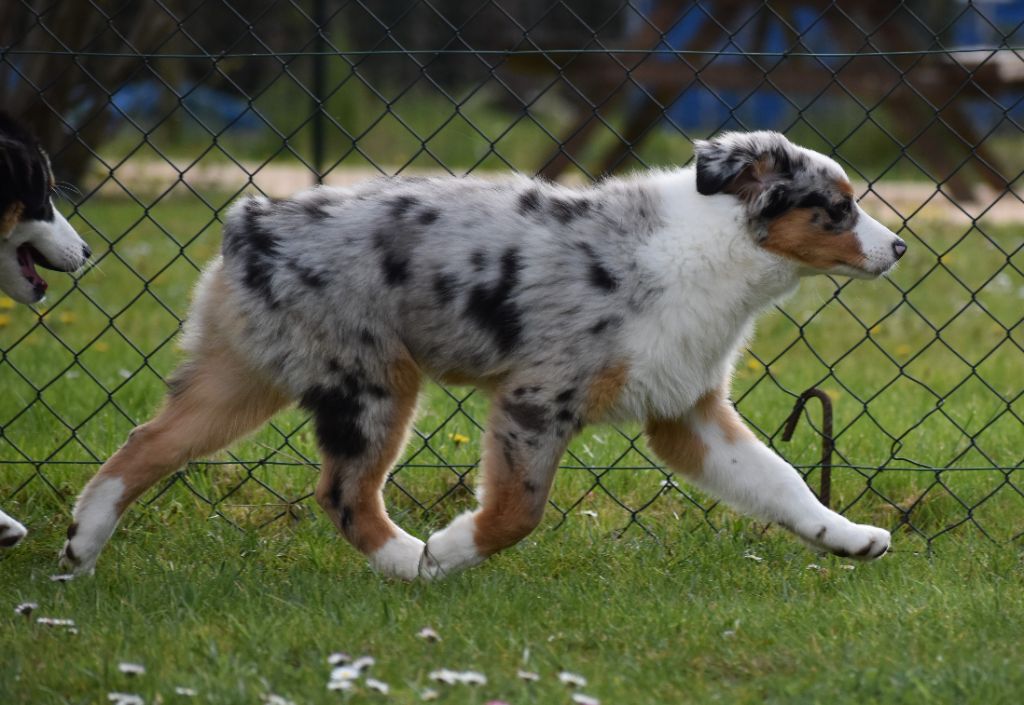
0,512,27,548
801,519,890,560
369,531,425,581
58,523,102,576
418,512,485,580
58,476,125,575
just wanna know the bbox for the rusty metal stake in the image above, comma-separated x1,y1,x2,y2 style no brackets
781,387,834,509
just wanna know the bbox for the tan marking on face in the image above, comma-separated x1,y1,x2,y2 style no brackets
582,361,630,422
762,208,866,271
331,352,422,555
834,178,854,197
1,202,24,238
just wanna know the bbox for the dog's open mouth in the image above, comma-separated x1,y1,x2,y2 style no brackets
16,244,54,295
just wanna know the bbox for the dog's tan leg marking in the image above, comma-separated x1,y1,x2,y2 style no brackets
420,363,626,579
314,354,425,580
646,386,890,560
646,389,752,476
582,361,630,423
60,345,288,574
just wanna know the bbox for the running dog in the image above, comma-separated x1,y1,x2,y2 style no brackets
61,131,905,579
0,113,91,548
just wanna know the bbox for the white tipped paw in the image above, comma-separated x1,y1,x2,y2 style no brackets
802,520,890,560
0,512,27,548
57,522,103,576
369,531,425,581
418,512,485,581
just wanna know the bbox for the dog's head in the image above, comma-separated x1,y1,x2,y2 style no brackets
0,113,90,304
694,131,906,279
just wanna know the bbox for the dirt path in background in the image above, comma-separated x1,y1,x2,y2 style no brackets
99,159,1024,225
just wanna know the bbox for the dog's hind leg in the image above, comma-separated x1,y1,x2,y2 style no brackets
646,388,890,560
419,387,575,580
306,353,425,581
59,346,289,574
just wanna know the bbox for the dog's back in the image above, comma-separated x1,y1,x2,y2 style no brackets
211,175,663,399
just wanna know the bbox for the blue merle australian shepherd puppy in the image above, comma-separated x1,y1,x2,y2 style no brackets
0,113,90,549
61,131,906,579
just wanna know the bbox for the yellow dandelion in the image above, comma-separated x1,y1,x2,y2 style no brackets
93,341,110,353
57,311,76,324
0,313,11,327
746,358,763,371
895,343,913,357
0,296,15,310
449,432,470,446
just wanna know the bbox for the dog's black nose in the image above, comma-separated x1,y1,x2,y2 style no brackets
82,243,92,260
892,239,907,260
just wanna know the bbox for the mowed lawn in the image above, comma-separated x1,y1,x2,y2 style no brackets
1,191,1023,704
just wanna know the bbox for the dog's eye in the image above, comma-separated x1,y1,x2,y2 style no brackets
826,199,851,223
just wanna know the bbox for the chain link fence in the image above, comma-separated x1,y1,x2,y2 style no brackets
1,0,1022,547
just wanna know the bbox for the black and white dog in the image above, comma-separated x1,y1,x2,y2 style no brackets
0,113,90,548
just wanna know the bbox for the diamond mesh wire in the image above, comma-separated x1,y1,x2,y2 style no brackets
1,0,1022,546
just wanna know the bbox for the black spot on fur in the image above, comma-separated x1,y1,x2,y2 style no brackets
504,400,547,433
589,317,620,335
518,189,541,213
66,523,78,540
556,408,575,424
523,480,539,494
328,358,341,372
289,259,328,288
418,208,439,225
225,199,281,307
300,384,368,458
465,247,524,354
470,250,487,271
759,186,793,219
588,262,618,291
433,272,458,305
63,542,78,561
382,251,409,285
555,388,576,404
360,328,377,346
577,242,618,292
389,195,419,219
550,197,591,225
340,504,354,531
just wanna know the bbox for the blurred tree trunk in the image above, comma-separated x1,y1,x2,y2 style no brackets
0,0,180,184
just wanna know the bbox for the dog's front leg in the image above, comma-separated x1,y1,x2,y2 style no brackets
419,390,574,580
0,508,27,548
646,389,890,559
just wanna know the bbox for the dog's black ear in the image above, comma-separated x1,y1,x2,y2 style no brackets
694,132,796,217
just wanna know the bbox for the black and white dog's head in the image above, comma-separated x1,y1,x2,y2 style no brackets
0,113,90,304
694,131,906,278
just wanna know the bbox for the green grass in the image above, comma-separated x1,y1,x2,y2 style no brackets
3,509,1023,704
1,193,1023,702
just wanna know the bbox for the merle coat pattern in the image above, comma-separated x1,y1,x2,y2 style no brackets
62,131,906,580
